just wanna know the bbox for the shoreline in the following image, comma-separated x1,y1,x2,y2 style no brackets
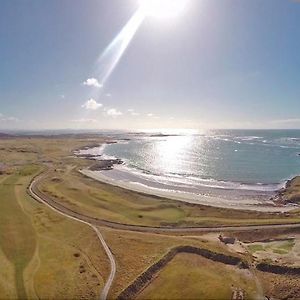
79,168,296,212
74,140,286,191
75,141,299,212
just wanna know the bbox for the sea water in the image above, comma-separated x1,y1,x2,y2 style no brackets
102,130,300,192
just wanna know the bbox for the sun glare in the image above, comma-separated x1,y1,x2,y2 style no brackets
93,0,190,95
139,0,189,19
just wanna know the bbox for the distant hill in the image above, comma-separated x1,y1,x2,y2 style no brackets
0,132,14,138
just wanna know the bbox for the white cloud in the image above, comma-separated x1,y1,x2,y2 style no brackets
60,94,65,99
71,118,98,124
81,98,103,110
106,108,123,117
105,93,112,97
270,118,300,124
83,78,102,88
127,109,139,116
0,113,19,122
147,113,154,117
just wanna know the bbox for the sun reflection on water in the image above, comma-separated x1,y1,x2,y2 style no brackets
152,135,194,174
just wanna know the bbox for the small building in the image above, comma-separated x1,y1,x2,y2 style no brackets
219,234,236,245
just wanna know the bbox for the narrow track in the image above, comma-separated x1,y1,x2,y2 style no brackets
28,175,116,300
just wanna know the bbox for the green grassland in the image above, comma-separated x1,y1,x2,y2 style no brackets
39,166,300,228
0,166,110,299
247,239,295,256
0,138,110,300
137,252,258,300
0,170,37,299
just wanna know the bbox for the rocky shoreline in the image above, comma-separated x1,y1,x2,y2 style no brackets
273,176,300,205
74,141,124,170
89,159,123,171
74,142,300,209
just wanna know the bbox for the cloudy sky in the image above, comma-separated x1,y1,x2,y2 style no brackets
1,0,300,131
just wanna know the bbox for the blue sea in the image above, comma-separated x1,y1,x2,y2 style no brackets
102,130,300,192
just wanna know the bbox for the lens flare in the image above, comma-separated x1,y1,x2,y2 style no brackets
93,1,189,94
139,0,189,19
95,9,145,88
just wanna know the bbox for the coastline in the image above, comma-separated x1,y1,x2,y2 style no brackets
75,141,299,213
79,168,295,212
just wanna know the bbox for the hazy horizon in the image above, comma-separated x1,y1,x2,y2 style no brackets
2,128,300,136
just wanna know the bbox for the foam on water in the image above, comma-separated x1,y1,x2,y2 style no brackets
81,130,300,197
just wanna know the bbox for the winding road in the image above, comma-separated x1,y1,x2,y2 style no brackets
28,175,116,300
28,171,300,299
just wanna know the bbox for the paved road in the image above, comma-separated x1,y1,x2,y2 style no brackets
29,175,116,300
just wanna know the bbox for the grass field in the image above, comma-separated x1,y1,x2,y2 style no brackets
39,166,300,228
137,252,258,300
0,162,110,299
0,168,38,299
247,239,295,255
99,227,243,298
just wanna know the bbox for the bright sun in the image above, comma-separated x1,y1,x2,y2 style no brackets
139,0,189,19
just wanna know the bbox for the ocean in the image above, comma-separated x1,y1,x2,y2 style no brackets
103,130,300,190
80,130,300,210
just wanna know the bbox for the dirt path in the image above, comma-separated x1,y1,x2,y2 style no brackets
28,175,116,300
93,225,116,300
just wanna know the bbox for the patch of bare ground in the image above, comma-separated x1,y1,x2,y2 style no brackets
257,271,300,300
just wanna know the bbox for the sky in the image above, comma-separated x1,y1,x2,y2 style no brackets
0,0,300,131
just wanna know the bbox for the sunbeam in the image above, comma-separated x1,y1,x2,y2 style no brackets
95,8,145,88
93,1,190,93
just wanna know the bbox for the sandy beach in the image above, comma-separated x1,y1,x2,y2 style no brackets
80,168,296,212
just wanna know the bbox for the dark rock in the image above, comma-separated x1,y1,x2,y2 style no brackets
89,159,123,171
